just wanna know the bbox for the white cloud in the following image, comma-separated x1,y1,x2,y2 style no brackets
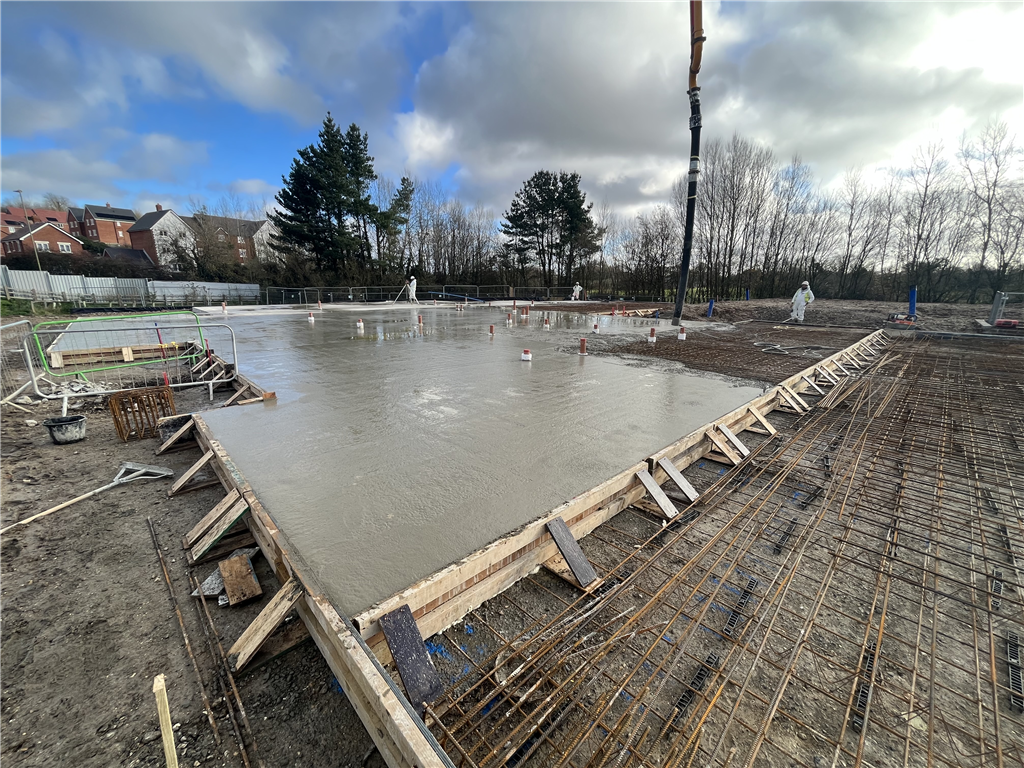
404,1,1022,215
228,179,278,197
395,112,456,170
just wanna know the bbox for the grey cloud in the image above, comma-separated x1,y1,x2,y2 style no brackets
1,150,125,202
116,134,209,184
406,1,1022,214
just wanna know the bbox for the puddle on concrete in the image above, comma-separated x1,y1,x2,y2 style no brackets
202,307,761,616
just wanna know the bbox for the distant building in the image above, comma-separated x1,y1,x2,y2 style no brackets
182,211,273,264
81,203,137,246
129,204,273,270
128,205,195,271
2,206,72,232
1,222,85,257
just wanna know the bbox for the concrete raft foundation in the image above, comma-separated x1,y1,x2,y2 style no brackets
170,325,891,766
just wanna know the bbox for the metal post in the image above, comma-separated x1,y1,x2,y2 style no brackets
671,0,705,327
909,285,917,317
15,190,43,272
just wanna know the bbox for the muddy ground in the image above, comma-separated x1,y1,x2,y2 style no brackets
1,385,382,768
536,297,993,333
0,299,1004,767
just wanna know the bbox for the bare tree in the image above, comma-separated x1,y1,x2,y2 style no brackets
960,121,1021,301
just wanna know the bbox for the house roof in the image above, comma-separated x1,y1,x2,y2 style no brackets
68,207,86,222
102,247,156,268
84,204,137,222
3,207,70,225
184,213,267,239
128,209,174,232
0,222,84,243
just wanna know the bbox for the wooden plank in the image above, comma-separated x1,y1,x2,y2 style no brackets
636,469,678,519
152,674,179,768
816,366,838,385
50,351,63,369
379,605,443,716
545,517,597,587
157,417,195,456
220,554,262,605
706,431,742,465
167,450,213,496
748,406,777,436
777,387,806,415
781,384,810,411
718,424,750,458
121,346,134,362
186,530,256,566
239,619,311,674
222,384,251,407
542,553,584,589
300,595,448,767
229,578,303,671
834,360,852,377
801,375,825,395
656,457,700,503
191,499,248,562
183,488,241,548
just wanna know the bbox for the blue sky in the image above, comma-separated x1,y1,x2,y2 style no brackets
2,2,1021,219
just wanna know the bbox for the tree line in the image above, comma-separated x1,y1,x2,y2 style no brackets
12,116,1021,303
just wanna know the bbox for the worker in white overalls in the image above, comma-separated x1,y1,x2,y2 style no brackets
790,280,814,323
408,276,419,304
571,282,582,301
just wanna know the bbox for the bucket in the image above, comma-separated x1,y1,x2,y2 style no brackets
42,415,87,445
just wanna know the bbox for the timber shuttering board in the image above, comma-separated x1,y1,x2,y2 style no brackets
184,329,888,767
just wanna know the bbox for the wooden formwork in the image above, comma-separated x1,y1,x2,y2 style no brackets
172,330,889,766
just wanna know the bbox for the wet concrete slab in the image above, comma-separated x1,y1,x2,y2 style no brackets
202,307,762,616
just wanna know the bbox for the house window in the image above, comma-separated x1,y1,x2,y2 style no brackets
36,242,50,252
59,243,72,253
239,249,246,259
237,236,244,243
217,233,225,242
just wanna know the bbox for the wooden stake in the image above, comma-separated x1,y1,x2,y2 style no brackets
152,674,179,768
167,450,213,497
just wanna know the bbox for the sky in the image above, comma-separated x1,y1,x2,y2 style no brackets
1,1,1021,220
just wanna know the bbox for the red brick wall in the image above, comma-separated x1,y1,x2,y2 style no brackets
4,227,84,256
129,230,157,264
83,214,132,246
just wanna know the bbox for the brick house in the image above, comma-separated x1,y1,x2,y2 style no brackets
67,206,86,237
128,205,196,271
81,203,137,246
129,204,273,269
182,212,272,264
2,207,72,233
1,222,85,256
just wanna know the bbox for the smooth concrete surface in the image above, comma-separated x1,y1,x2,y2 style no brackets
201,307,762,616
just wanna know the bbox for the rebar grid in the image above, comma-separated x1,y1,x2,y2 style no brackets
429,339,1024,767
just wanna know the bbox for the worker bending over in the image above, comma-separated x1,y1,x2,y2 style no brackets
790,280,814,323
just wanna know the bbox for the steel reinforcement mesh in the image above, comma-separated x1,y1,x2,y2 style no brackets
427,338,1024,768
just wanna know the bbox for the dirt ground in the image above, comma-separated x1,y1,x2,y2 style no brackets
536,297,994,333
0,298,1005,767
1,386,382,768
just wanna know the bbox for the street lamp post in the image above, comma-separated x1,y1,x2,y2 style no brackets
14,189,43,271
